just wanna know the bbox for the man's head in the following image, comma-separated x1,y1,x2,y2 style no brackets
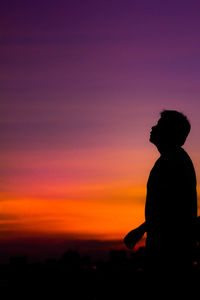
150,110,191,149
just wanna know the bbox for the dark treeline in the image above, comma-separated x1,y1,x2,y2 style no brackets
1,244,200,298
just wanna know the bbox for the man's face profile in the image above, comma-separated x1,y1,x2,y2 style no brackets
150,117,167,146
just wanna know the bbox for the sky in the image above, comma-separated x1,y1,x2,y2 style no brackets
1,0,200,260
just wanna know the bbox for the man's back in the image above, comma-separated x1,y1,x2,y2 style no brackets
145,147,197,271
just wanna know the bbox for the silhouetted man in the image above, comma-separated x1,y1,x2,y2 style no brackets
124,110,197,274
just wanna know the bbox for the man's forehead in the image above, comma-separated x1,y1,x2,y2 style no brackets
157,118,163,124
156,117,168,126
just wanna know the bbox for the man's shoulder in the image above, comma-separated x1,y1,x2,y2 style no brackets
150,148,195,176
159,147,195,177
161,147,191,163
174,147,194,168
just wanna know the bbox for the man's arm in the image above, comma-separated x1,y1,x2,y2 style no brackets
123,222,148,249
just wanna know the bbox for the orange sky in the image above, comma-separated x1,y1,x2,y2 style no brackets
1,147,157,241
1,145,199,244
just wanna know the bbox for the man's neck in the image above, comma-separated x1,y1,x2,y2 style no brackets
156,144,180,155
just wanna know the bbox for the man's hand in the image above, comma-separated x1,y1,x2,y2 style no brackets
123,223,146,249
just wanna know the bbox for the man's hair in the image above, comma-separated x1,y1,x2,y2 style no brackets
160,110,191,146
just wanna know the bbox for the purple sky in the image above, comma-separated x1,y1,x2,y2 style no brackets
1,0,200,162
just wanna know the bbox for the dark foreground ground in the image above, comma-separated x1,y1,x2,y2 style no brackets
1,246,200,299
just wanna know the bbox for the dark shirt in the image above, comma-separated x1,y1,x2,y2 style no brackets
145,147,197,269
